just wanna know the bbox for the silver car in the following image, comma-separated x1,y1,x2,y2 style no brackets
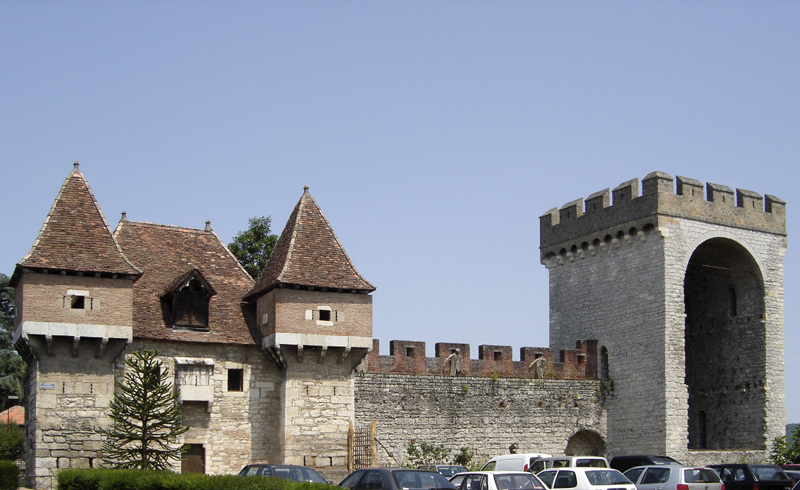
624,466,722,490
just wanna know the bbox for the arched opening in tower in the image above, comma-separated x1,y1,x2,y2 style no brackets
684,238,766,450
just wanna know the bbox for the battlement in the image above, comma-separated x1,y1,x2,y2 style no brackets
540,171,785,257
363,339,598,379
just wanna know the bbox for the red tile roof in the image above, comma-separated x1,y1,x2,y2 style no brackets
246,187,375,299
0,406,24,426
114,220,257,344
14,163,140,281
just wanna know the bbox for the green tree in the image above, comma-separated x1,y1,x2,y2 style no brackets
99,350,189,470
0,274,24,411
228,216,278,279
404,441,451,467
771,425,800,465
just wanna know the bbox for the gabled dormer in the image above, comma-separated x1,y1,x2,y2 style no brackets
161,268,216,331
245,187,375,366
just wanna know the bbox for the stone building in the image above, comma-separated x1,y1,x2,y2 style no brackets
9,165,785,488
540,172,786,464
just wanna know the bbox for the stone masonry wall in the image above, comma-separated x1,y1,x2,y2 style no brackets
354,373,606,469
129,340,284,475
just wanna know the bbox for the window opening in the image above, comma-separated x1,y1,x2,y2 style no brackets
405,346,414,357
319,309,331,321
227,369,244,392
493,351,502,361
71,295,85,309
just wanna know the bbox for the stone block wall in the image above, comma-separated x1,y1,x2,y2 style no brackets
354,374,606,468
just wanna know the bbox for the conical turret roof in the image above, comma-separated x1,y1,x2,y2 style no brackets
13,163,141,280
246,187,375,299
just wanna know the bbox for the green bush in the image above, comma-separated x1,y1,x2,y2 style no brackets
57,469,338,490
0,460,19,490
0,426,23,461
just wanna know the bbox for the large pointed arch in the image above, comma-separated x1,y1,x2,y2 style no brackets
684,237,766,450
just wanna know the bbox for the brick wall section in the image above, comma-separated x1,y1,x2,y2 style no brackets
354,373,606,468
365,339,597,379
258,289,372,338
15,273,134,327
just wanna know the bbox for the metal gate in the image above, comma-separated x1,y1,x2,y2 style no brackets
348,420,376,472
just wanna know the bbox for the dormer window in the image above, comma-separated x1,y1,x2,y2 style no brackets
162,269,216,331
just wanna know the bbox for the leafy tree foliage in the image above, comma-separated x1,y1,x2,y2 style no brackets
404,441,451,467
228,216,278,279
0,274,24,411
99,350,189,470
771,425,800,464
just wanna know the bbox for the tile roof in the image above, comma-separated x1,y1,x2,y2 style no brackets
114,219,257,344
246,187,375,299
0,405,24,426
14,163,141,280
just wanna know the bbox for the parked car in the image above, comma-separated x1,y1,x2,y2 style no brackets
623,465,722,490
340,468,456,490
610,456,682,473
482,453,553,472
530,457,609,474
238,463,329,483
536,467,636,490
709,464,793,490
420,465,470,478
450,471,547,490
784,471,800,485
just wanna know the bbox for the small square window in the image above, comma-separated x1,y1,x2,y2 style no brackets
493,351,502,361
71,296,85,309
319,309,331,322
405,346,414,358
228,369,244,392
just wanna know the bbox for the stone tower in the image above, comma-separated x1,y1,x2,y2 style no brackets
245,186,375,475
11,163,142,485
539,172,786,463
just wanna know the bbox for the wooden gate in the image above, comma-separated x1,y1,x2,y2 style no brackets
348,420,377,472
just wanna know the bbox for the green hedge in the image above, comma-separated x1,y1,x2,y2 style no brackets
57,469,337,490
0,460,19,490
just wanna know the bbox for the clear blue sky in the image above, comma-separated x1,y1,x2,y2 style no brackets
2,3,798,422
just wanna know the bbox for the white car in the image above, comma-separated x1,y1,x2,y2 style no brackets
537,467,636,490
451,471,547,490
624,465,723,490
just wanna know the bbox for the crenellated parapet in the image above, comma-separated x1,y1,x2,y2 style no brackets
540,171,786,263
363,339,598,379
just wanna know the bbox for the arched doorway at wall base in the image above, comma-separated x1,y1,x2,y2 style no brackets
565,430,605,456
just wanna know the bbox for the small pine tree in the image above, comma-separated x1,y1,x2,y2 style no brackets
99,350,189,470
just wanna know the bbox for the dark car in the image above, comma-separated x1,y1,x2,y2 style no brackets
340,468,456,490
238,463,329,483
419,465,470,478
609,456,682,473
709,464,793,490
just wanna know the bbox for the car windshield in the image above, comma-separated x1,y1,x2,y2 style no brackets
586,470,631,485
683,469,721,484
492,473,546,490
577,460,608,468
752,466,790,482
392,470,456,489
439,466,469,477
272,465,327,483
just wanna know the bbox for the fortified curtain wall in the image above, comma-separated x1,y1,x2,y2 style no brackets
353,374,606,467
355,340,606,467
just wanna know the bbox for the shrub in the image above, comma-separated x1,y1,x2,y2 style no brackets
0,460,18,490
57,469,339,490
0,426,22,461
